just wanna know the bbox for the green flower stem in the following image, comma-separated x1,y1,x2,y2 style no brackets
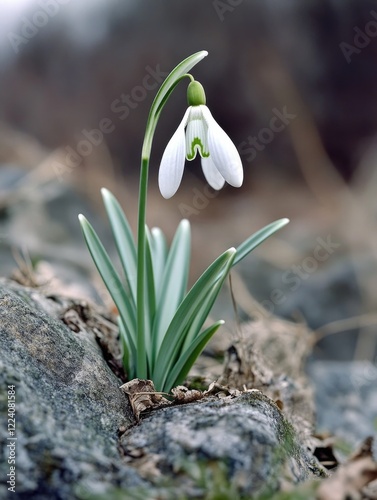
136,156,149,378
136,51,208,378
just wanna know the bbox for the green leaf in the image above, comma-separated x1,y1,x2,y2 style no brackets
233,218,289,267
164,321,224,392
152,248,236,391
78,214,137,351
101,188,137,304
144,226,157,366
118,316,135,379
145,227,157,318
152,219,191,358
162,219,290,390
149,227,168,299
180,270,225,354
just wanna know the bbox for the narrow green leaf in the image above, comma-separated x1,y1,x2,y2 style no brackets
164,321,224,392
156,249,235,390
233,218,289,267
152,248,236,390
162,219,290,390
149,227,168,299
101,188,137,304
118,316,133,378
145,227,157,318
144,226,157,367
152,219,191,357
180,272,225,354
78,214,137,351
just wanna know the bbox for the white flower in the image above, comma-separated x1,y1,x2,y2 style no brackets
158,104,244,199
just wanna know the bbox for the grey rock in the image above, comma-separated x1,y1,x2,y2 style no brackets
233,254,364,361
0,280,321,499
0,166,113,302
120,392,321,497
0,279,144,500
308,361,377,447
276,258,363,361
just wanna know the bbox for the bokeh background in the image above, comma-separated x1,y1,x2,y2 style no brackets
1,0,377,365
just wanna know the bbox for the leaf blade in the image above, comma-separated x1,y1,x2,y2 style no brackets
233,218,289,266
149,227,168,299
118,316,136,379
101,188,137,304
152,248,236,390
144,226,157,367
78,214,137,351
153,219,191,357
164,321,224,392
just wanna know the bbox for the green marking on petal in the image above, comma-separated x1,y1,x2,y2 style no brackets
186,138,210,160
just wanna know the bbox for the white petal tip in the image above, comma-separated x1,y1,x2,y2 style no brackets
158,166,181,199
158,109,189,200
228,171,243,188
159,189,173,200
231,179,243,188
158,180,177,199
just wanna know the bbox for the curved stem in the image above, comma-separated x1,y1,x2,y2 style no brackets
136,51,208,378
141,73,192,160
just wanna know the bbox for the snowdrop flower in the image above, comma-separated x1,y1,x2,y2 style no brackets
158,80,243,199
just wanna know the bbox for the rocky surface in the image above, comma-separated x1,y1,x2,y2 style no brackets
0,279,143,500
0,165,111,301
120,391,321,498
308,361,377,448
0,280,321,499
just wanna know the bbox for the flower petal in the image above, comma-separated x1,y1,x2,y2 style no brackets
201,157,226,190
185,106,209,160
158,108,190,199
201,106,243,188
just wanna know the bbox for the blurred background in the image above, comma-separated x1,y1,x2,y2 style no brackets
1,0,377,366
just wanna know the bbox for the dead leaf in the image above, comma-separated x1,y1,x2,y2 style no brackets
171,385,204,403
120,379,169,421
317,437,377,500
